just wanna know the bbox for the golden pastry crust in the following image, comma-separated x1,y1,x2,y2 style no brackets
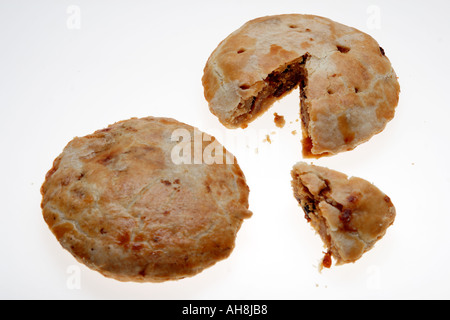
203,14,400,157
291,162,395,268
41,117,252,282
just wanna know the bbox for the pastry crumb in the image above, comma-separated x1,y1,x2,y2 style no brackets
273,113,286,128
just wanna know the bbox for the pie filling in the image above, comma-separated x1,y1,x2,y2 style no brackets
292,173,353,268
232,55,309,127
231,53,325,158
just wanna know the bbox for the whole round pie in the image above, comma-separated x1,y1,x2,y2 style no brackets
202,14,400,158
41,117,252,282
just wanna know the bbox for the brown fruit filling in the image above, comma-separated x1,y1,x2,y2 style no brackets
291,172,352,269
231,53,326,158
232,55,309,128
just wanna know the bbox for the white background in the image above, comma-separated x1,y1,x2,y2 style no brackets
1,0,449,300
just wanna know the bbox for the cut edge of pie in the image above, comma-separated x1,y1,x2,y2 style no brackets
291,162,396,269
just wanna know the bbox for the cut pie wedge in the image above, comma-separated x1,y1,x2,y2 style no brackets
291,162,396,268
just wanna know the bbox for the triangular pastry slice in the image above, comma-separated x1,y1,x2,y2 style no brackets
291,162,395,268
